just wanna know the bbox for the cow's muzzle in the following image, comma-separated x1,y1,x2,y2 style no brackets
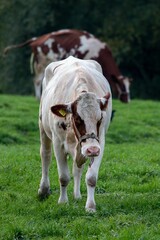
80,133,101,159
119,92,130,103
86,146,100,157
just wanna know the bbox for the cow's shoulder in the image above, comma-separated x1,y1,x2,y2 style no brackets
43,59,67,87
43,56,104,90
81,59,103,74
66,56,103,74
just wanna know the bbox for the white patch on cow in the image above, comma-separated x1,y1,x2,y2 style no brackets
78,36,106,59
50,29,71,38
46,44,68,61
31,37,37,41
123,77,130,101
77,96,101,132
116,75,131,102
45,44,67,62
69,48,77,56
44,38,55,49
57,29,70,34
123,77,130,94
47,49,56,61
37,46,42,53
57,45,68,59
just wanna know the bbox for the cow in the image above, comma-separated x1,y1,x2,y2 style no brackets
38,56,112,212
4,29,131,102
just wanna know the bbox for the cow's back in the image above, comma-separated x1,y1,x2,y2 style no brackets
42,56,111,104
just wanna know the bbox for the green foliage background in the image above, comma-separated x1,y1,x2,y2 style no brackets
0,0,160,99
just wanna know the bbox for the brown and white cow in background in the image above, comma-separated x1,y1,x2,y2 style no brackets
4,29,131,102
39,56,112,212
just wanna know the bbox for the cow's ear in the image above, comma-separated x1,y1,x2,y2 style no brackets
99,92,110,111
51,104,72,117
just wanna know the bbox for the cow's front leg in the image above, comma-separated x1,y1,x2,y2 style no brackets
38,124,52,198
53,138,70,203
72,161,84,199
85,156,102,212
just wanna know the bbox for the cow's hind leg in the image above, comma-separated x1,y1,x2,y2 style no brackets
38,123,52,198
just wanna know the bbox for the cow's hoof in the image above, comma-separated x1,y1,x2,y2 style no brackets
58,196,68,204
85,207,96,213
85,202,96,213
74,193,82,200
38,187,51,200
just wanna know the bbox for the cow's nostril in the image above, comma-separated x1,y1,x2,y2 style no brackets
86,146,100,156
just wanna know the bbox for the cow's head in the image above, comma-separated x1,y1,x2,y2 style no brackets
51,92,110,159
111,75,132,103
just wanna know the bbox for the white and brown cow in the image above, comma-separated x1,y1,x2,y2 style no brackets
4,29,131,102
39,56,112,212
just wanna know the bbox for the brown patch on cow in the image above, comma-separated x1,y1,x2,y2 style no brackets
87,202,96,210
30,33,51,47
100,93,110,111
51,40,59,53
41,44,49,55
59,122,67,131
71,101,86,138
87,176,96,187
73,114,86,136
120,93,129,103
75,142,86,167
97,114,103,137
97,47,121,81
59,176,70,187
66,128,76,144
76,50,89,59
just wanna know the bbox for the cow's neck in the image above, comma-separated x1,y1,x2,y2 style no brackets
75,77,89,96
98,48,121,82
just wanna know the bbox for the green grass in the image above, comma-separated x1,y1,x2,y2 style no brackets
0,94,160,240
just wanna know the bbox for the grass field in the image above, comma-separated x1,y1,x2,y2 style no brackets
0,94,160,240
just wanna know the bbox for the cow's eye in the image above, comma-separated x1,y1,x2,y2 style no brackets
81,138,86,143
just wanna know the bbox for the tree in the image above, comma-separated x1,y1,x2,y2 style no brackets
0,0,160,99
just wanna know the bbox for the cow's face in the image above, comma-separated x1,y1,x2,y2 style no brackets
111,75,132,103
51,92,110,158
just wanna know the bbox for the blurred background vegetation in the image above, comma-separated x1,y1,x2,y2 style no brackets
0,0,160,100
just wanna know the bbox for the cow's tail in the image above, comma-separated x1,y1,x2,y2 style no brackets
30,52,35,74
3,38,37,56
